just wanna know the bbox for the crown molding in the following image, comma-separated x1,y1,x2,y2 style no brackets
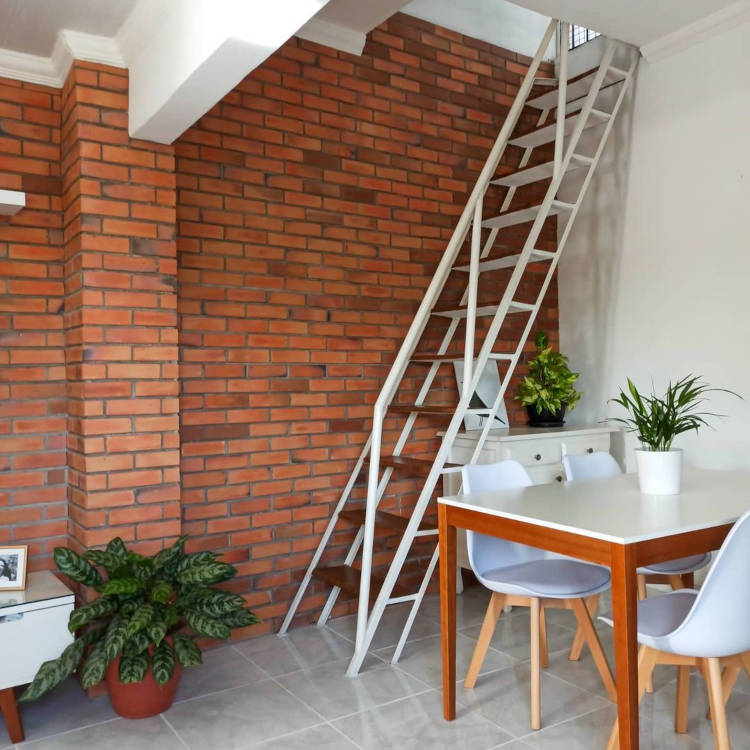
295,17,367,56
0,30,125,88
641,0,750,62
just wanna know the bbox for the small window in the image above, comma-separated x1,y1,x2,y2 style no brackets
568,25,600,50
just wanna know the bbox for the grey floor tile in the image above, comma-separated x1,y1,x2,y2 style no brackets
275,655,428,720
457,661,609,738
460,609,577,663
376,631,516,689
21,716,184,749
4,678,116,745
234,625,354,677
165,679,320,749
252,723,359,749
419,587,495,630
333,689,513,750
326,602,440,651
174,644,266,701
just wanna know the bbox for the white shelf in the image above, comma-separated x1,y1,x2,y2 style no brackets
0,189,25,216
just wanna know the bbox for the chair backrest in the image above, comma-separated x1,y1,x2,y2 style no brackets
563,451,622,481
461,460,548,577
665,509,750,657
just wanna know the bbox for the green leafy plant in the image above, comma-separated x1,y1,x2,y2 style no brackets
609,375,741,451
517,331,581,415
20,536,259,702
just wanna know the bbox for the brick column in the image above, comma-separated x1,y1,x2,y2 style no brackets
61,62,180,553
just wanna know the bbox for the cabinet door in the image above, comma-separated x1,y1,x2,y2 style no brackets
0,603,73,689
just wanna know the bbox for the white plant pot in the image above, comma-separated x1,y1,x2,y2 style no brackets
635,449,683,495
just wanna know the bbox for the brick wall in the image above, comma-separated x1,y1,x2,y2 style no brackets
175,13,557,629
0,14,558,635
0,78,66,567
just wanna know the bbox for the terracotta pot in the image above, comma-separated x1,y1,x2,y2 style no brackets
105,650,181,719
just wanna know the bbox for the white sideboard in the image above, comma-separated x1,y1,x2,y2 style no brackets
443,424,619,572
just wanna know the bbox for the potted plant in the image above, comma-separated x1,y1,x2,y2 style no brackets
609,375,740,495
517,331,581,426
19,536,259,718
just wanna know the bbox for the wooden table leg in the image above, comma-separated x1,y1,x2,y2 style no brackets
0,687,24,743
611,543,639,749
439,502,457,720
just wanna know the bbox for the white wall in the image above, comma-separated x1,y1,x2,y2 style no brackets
403,0,555,59
559,20,750,470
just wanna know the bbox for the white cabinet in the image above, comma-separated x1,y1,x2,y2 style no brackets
444,425,618,571
0,571,74,690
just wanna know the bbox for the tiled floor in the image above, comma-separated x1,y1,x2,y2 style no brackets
3,585,750,749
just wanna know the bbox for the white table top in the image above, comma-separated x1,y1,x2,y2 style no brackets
439,468,750,544
0,570,73,611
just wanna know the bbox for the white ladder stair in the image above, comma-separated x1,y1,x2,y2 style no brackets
279,19,639,677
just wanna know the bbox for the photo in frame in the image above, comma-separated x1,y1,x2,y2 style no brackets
453,359,508,431
0,545,28,591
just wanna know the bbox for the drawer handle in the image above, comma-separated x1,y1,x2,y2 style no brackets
587,447,594,454
555,475,563,483
0,612,23,624
534,454,542,461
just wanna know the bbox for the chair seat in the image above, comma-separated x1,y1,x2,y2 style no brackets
637,553,711,576
600,590,698,650
478,558,611,599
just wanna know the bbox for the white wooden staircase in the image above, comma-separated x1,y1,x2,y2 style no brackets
280,19,639,676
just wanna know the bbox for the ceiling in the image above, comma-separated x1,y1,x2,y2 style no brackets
509,0,740,46
0,0,136,56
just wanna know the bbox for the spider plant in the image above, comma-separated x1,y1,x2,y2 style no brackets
609,375,740,452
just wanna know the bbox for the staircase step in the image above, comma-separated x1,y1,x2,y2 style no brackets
433,300,535,318
482,200,574,230
492,154,591,188
380,454,461,475
509,108,610,149
411,352,514,363
312,564,413,601
339,508,437,535
453,249,556,273
527,65,628,109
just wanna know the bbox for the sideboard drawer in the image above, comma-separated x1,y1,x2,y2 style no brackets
561,433,611,458
0,600,73,689
500,438,561,466
527,463,566,485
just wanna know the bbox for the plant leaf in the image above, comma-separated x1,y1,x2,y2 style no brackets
104,613,129,663
123,631,151,656
80,640,109,690
101,577,144,596
193,589,246,618
125,603,154,639
149,581,174,604
185,610,231,639
54,547,103,587
19,637,87,702
152,641,175,686
222,608,261,629
177,562,236,586
118,652,150,684
148,617,167,646
177,550,217,573
68,597,117,633
173,634,203,667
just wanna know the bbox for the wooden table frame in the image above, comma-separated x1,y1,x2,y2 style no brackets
438,501,732,749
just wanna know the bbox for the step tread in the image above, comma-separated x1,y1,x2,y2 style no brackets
453,249,556,273
380,454,461,473
482,200,574,231
411,352,514,362
312,564,413,600
433,300,535,318
527,65,628,109
491,154,591,188
509,108,609,149
339,508,436,534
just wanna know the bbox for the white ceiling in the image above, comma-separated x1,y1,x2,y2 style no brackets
509,0,740,46
0,0,136,56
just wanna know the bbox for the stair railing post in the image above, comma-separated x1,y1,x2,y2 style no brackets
553,22,569,180
462,197,483,398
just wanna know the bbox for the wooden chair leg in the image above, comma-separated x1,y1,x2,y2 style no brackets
606,646,658,750
705,657,731,750
682,572,695,588
675,665,691,733
571,598,617,702
539,606,549,669
464,591,505,688
708,664,741,720
530,597,542,730
668,574,686,590
0,687,24,744
568,594,599,662
637,573,647,600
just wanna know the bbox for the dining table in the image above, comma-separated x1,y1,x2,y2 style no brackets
438,467,750,749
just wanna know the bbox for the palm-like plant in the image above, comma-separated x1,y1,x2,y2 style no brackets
609,375,740,452
20,536,259,702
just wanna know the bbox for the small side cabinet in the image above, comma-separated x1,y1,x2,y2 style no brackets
0,570,74,743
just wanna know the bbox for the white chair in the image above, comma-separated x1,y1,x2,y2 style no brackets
461,460,616,730
602,509,750,750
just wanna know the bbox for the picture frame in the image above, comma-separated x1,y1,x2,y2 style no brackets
0,545,28,591
453,359,508,431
